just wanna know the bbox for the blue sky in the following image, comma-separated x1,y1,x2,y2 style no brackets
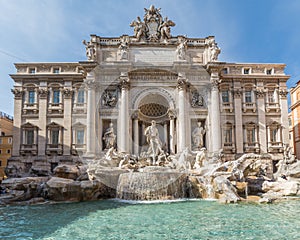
1,0,300,116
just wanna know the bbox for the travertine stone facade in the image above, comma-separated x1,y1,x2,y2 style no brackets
8,6,290,175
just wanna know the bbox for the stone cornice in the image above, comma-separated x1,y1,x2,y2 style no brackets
220,75,290,80
92,34,216,48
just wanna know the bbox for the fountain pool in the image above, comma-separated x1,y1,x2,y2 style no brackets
1,199,299,240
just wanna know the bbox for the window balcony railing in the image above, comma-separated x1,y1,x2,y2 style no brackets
268,142,283,153
221,102,233,113
46,143,63,155
48,102,63,114
73,102,87,114
20,144,37,155
266,102,280,113
23,103,39,114
244,142,260,153
223,142,235,153
71,143,86,155
243,102,256,113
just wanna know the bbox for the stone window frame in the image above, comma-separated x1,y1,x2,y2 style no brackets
219,83,233,112
46,122,63,146
267,121,282,143
265,68,274,75
265,83,280,112
243,121,260,153
242,83,256,113
20,122,39,155
21,123,38,145
72,83,87,113
267,121,283,152
71,122,86,155
28,67,36,74
23,83,39,114
52,67,60,74
221,67,229,75
222,121,235,152
46,122,64,155
242,67,251,75
223,122,233,143
48,83,64,113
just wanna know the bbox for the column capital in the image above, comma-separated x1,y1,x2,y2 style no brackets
176,74,189,90
84,79,96,90
38,88,49,99
168,109,176,119
11,88,23,99
210,72,221,89
233,89,242,98
63,88,73,98
119,73,130,89
131,110,139,120
255,89,265,99
279,89,288,98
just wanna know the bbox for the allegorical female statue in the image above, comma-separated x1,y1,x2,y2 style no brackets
103,123,116,149
192,122,206,150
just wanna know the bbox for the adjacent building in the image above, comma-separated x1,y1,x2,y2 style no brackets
0,111,13,179
7,6,290,176
290,81,300,159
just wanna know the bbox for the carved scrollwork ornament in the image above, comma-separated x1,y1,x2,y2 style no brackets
279,89,288,98
63,88,73,98
255,89,265,98
233,89,242,98
11,88,23,98
38,89,48,98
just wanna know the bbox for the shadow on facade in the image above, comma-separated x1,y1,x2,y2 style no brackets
6,125,81,178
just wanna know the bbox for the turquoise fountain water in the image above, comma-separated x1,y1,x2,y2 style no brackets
1,199,299,240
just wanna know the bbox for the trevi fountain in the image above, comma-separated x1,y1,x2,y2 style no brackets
1,5,300,240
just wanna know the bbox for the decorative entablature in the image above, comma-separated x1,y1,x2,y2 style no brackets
218,63,288,78
128,69,178,82
13,63,82,75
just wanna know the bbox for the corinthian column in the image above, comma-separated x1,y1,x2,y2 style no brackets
210,70,221,152
85,74,96,157
63,86,73,155
177,75,188,152
279,89,289,145
168,110,176,154
118,73,130,153
11,88,23,156
132,111,139,156
37,86,48,156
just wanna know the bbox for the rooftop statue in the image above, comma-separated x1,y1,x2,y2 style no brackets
130,5,175,42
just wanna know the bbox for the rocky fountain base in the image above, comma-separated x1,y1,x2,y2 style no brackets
1,148,300,205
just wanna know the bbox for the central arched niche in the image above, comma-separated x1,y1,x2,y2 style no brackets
129,68,177,153
138,93,169,122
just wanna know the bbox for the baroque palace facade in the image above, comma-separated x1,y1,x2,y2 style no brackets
8,6,289,175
